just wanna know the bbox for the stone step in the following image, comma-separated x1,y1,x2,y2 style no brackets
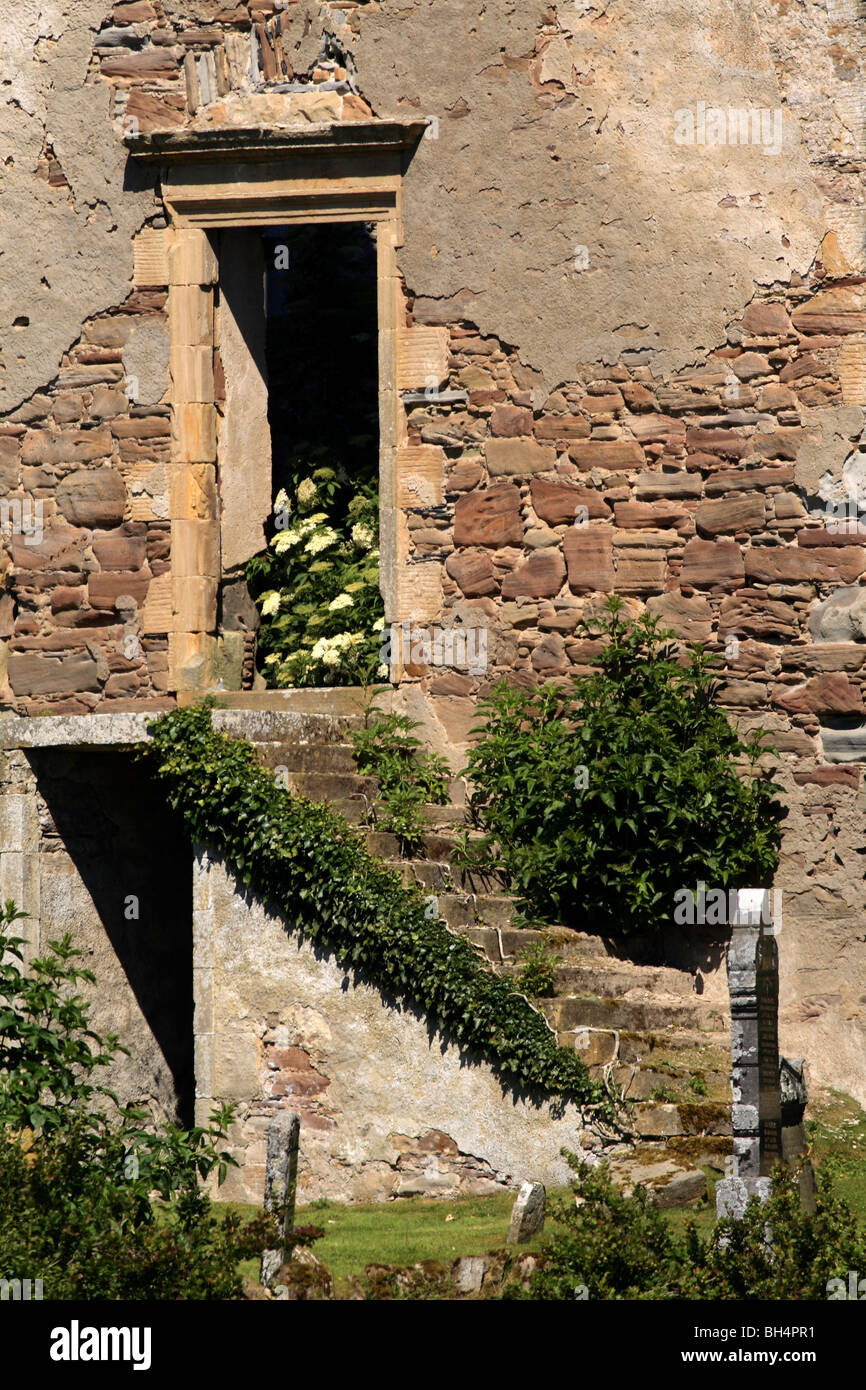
629,1099,732,1139
438,893,517,930
363,829,467,863
388,860,456,891
616,1027,732,1066
257,742,359,774
607,1156,709,1209
610,1063,730,1103
551,1022,731,1075
328,797,367,824
450,865,512,893
210,688,369,717
275,770,379,801
497,927,613,961
214,708,362,742
420,802,469,828
540,992,703,1033
498,959,697,1001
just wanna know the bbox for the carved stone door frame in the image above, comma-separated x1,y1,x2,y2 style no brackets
129,121,426,694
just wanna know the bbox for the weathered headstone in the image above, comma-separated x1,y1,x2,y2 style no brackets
261,1109,301,1286
507,1180,545,1244
455,1255,486,1294
756,930,782,1173
716,891,783,1218
779,1056,817,1213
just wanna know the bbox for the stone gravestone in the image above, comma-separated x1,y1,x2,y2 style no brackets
716,890,781,1219
507,1181,545,1244
756,930,782,1174
779,1057,817,1214
261,1109,301,1286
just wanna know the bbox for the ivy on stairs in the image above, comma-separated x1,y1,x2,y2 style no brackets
141,701,608,1113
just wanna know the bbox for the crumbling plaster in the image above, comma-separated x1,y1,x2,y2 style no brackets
0,1,154,415
1,0,856,410
347,0,827,387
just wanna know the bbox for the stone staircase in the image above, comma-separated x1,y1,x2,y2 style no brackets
214,690,733,1205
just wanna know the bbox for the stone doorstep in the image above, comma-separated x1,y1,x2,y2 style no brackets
0,707,363,750
179,687,370,716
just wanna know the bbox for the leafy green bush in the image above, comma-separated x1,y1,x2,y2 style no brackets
0,903,280,1299
142,702,606,1112
351,701,451,853
507,1152,866,1300
460,597,786,933
246,460,384,688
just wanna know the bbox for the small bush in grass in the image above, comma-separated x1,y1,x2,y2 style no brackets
504,1151,866,1300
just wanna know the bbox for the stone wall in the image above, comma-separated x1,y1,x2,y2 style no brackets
193,848,597,1204
1,0,865,1108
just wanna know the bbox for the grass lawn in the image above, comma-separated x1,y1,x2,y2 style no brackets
233,1187,550,1294
227,1089,866,1296
806,1088,866,1225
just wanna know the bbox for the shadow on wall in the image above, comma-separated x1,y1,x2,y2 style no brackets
28,750,195,1127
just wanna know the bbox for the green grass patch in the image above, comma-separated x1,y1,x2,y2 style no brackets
807,1089,866,1226
221,1091,866,1297
225,1190,552,1293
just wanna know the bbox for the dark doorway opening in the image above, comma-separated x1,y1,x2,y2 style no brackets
262,221,379,499
246,220,384,687
31,751,195,1127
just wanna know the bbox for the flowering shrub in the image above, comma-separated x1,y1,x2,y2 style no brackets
247,460,386,687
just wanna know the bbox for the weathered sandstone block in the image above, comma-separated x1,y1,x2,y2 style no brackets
745,546,864,585
501,550,566,599
773,673,863,715
445,549,498,597
454,483,523,547
531,478,610,524
635,470,702,500
568,441,644,470
21,428,112,466
57,467,127,528
563,529,615,593
696,496,766,536
681,539,745,588
485,438,556,477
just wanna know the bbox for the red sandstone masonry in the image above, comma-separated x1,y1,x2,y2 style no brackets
2,0,864,757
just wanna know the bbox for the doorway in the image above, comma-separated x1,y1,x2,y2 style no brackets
239,221,385,686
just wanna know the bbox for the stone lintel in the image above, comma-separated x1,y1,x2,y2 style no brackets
126,120,429,164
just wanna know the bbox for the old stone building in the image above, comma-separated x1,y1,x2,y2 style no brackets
1,0,865,1202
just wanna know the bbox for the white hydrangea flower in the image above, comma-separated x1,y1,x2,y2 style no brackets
372,617,385,632
272,528,303,553
328,593,354,611
297,478,318,508
259,590,281,617
305,527,338,555
351,522,375,550
273,488,290,513
376,663,389,678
